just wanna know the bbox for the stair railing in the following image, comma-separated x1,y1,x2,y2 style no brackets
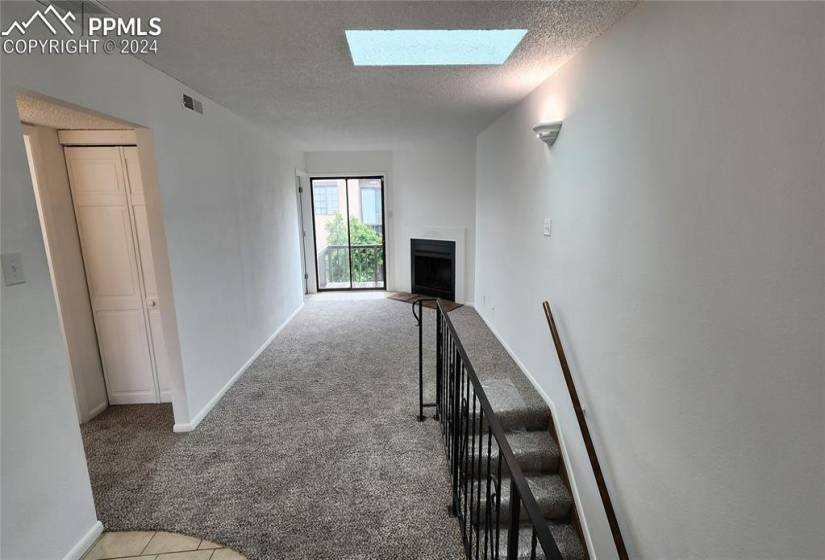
542,302,629,560
413,297,439,421
422,299,564,560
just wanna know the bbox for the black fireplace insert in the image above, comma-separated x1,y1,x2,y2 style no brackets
411,238,456,301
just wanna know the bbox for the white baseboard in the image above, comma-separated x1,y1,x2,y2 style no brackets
173,302,304,433
472,306,597,560
62,520,103,560
87,400,108,421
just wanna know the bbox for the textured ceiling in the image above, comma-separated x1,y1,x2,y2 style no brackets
108,1,635,148
17,92,134,130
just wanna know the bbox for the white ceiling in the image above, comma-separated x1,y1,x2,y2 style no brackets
109,1,635,149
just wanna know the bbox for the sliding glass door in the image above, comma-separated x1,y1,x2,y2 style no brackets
311,177,386,291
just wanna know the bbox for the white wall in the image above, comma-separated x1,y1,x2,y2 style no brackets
474,2,825,559
1,2,305,558
305,141,476,302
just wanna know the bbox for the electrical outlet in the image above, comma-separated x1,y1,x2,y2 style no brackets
2,252,25,286
543,218,552,237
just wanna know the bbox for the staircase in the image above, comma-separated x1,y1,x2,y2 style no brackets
414,299,588,560
462,385,587,560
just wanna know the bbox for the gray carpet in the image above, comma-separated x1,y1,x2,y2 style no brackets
81,297,559,560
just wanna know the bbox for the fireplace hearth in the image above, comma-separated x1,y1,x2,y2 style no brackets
411,238,456,301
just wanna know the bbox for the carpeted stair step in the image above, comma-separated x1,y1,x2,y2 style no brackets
466,404,552,432
477,379,553,431
470,474,573,524
476,430,560,476
498,523,587,560
459,380,552,432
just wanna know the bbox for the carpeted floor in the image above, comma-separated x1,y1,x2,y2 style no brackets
81,295,549,560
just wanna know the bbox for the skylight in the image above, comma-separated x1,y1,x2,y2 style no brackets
345,29,528,66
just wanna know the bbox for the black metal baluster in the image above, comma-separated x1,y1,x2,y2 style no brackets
445,330,451,450
462,365,471,545
451,344,461,516
450,332,455,448
436,304,442,421
495,452,502,560
450,328,457,474
468,392,477,554
451,335,457,461
484,426,493,560
443,313,448,431
458,358,466,530
449,334,455,459
475,405,484,560
465,391,476,555
446,318,451,443
507,479,520,560
531,528,538,560
418,300,424,421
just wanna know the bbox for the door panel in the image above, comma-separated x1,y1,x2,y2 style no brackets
65,146,160,404
64,147,127,205
94,309,156,402
75,205,143,301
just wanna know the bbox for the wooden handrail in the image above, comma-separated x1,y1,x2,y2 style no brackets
542,301,629,560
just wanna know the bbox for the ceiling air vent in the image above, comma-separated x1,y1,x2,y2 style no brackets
182,93,204,115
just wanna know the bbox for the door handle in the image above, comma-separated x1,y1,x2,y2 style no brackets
146,298,158,309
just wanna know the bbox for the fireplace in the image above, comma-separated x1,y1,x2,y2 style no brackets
411,238,456,301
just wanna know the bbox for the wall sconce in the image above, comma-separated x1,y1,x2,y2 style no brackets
533,121,563,147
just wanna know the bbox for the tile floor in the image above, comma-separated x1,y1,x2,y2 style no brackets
82,531,247,560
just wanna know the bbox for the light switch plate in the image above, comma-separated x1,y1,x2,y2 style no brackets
1,252,25,285
543,218,552,237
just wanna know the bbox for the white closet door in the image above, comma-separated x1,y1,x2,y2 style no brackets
65,147,158,404
123,147,172,402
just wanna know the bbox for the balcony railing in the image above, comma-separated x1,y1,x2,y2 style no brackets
318,244,384,288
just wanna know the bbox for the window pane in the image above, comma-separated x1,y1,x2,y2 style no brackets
361,187,381,226
313,181,339,215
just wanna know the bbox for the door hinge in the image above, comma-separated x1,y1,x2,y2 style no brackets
298,186,303,193
304,273,308,280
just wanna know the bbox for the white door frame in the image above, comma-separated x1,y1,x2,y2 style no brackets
295,169,309,294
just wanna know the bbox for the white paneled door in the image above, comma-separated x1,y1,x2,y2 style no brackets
65,146,168,404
